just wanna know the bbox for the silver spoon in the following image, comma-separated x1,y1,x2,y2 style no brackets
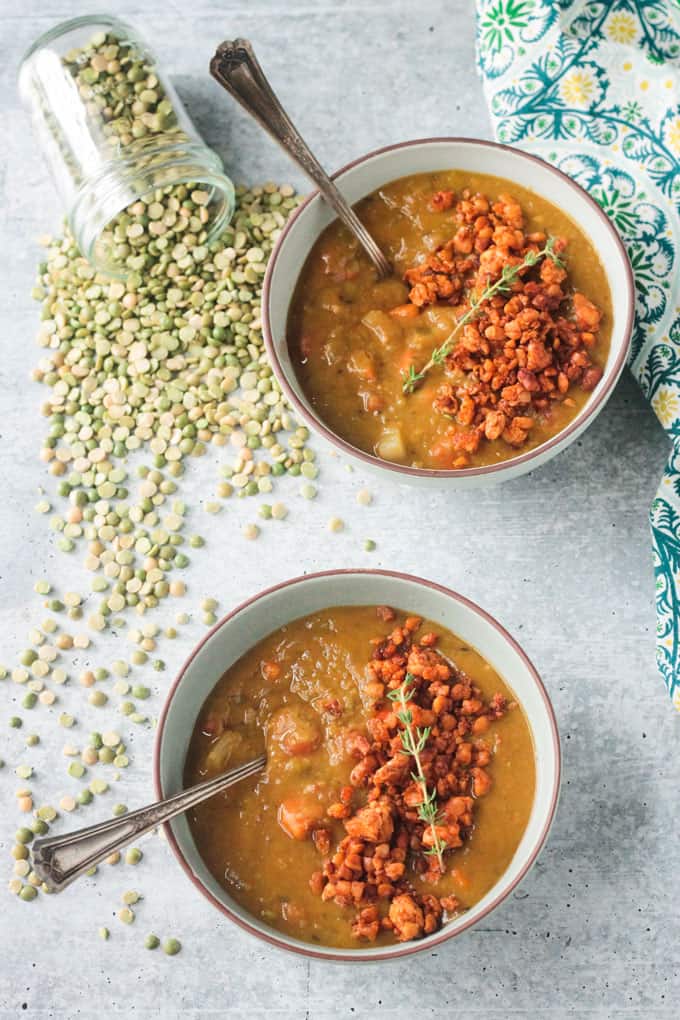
30,754,266,893
210,38,392,279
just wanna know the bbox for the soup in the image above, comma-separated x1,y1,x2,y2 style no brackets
288,171,612,470
185,605,535,949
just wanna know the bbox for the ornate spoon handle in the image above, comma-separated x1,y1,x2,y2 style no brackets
210,38,391,279
31,755,266,893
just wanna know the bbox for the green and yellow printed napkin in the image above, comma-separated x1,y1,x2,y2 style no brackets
476,0,680,707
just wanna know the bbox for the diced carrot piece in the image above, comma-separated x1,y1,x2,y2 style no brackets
270,705,321,756
428,437,456,469
389,303,420,319
278,796,324,840
348,350,377,382
398,349,418,374
261,660,281,682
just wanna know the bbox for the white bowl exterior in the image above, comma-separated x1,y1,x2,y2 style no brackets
265,139,632,487
157,571,559,959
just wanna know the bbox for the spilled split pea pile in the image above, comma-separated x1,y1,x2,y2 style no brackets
32,180,315,622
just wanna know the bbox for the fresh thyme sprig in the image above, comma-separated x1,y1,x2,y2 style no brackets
402,236,565,394
387,673,446,871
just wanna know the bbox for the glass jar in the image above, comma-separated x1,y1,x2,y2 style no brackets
19,14,235,276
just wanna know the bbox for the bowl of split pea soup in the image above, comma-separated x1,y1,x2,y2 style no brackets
262,137,634,486
155,569,560,960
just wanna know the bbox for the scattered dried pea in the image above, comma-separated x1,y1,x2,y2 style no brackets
20,179,311,943
81,742,97,767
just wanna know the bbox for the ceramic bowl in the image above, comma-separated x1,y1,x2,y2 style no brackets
154,569,561,961
262,137,634,487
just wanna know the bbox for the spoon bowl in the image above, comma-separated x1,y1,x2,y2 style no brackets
30,755,266,893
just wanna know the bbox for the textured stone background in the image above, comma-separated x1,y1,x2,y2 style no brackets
0,2,677,1018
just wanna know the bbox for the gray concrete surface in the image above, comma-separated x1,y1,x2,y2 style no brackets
0,2,678,1018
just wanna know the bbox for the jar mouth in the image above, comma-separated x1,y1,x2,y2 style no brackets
70,138,235,277
19,13,138,72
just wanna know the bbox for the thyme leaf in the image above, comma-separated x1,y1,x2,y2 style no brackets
387,673,446,871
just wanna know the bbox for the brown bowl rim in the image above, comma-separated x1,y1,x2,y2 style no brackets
261,135,634,479
153,567,561,962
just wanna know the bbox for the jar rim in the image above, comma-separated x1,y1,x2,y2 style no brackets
18,13,139,75
71,140,235,277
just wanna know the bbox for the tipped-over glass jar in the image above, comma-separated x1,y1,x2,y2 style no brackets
19,14,235,276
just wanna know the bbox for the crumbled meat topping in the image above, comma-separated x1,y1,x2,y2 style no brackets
310,610,513,943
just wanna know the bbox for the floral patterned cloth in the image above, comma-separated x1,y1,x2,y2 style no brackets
476,0,680,707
